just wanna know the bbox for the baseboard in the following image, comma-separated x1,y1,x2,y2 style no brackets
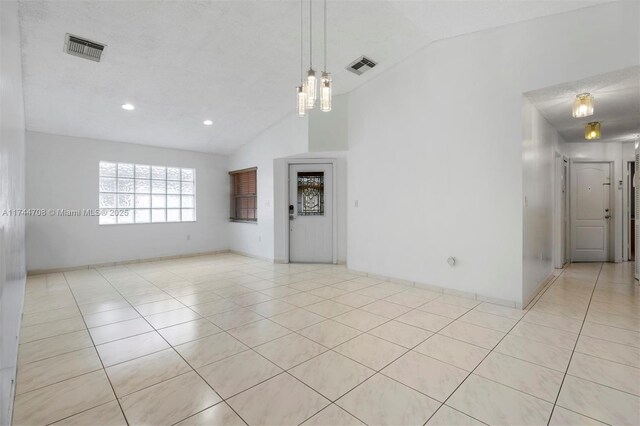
522,271,558,310
229,250,274,263
346,266,520,309
27,249,231,275
273,258,347,265
3,275,25,426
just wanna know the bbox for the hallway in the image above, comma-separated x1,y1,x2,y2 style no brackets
12,256,640,425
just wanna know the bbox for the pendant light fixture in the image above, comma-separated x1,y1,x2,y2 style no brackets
572,93,594,118
295,0,332,116
296,0,307,117
585,122,601,140
297,86,307,117
320,0,332,112
305,0,317,109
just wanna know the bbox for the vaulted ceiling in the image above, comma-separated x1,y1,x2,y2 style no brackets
19,0,609,154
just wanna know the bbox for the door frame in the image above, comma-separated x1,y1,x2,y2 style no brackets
623,160,635,261
568,159,615,262
553,154,569,268
284,158,337,264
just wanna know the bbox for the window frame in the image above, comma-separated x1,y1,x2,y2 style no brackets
98,161,196,225
229,167,257,223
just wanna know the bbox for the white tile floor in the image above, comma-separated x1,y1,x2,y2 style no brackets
12,254,640,425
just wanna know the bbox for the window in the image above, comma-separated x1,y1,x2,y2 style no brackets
230,168,257,222
297,172,324,216
99,161,196,225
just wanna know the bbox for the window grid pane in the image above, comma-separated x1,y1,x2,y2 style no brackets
99,161,196,225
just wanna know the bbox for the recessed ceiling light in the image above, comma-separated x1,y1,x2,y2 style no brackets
121,103,135,111
203,120,213,126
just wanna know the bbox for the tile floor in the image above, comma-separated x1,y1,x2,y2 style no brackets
12,254,640,425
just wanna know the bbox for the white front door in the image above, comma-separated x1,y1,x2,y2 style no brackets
289,163,333,263
571,162,611,262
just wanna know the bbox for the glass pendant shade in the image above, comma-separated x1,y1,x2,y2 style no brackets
306,69,317,108
585,122,601,140
296,86,307,117
320,72,332,112
572,93,594,118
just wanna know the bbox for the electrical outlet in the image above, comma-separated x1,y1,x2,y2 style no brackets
186,234,191,241
355,200,359,208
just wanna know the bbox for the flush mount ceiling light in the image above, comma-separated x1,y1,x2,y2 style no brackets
585,122,601,140
296,0,332,116
121,103,135,111
572,93,594,118
203,120,213,126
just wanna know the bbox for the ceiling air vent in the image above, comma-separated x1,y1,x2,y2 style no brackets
64,33,105,62
346,56,377,76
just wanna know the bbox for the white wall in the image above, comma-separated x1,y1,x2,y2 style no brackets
308,95,348,152
25,132,229,271
522,99,566,305
228,114,309,260
0,0,27,422
346,1,639,306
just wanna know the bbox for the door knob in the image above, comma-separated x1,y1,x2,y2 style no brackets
605,215,611,219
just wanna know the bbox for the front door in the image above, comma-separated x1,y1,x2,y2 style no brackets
570,162,611,262
289,163,333,263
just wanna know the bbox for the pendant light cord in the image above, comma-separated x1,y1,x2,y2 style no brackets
309,0,313,69
300,0,304,82
323,0,327,72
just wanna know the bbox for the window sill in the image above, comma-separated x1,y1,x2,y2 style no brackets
229,219,258,224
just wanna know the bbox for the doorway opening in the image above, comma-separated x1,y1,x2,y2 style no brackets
628,161,636,260
554,155,570,268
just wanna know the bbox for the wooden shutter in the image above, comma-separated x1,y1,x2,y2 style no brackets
234,169,256,196
230,168,257,221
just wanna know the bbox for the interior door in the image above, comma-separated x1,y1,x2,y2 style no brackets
570,162,611,262
289,163,333,263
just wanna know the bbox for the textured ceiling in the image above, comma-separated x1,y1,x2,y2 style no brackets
19,0,609,154
526,66,640,144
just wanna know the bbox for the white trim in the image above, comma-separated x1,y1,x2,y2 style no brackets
27,249,231,275
523,271,558,309
349,268,522,308
623,160,633,261
553,153,568,268
229,249,274,263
